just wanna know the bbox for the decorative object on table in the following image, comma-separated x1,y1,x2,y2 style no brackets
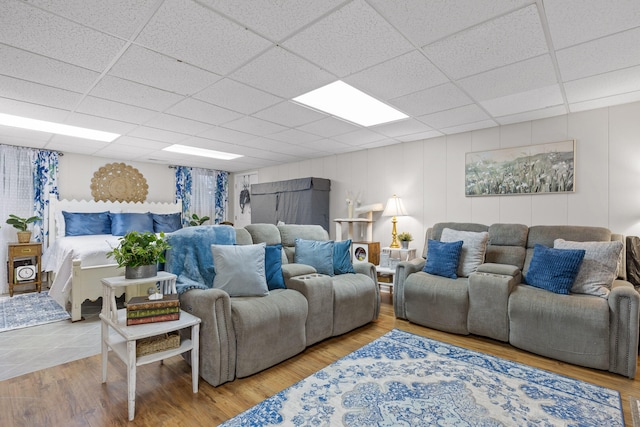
465,139,575,196
0,292,70,332
136,331,180,356
90,162,149,202
352,242,380,265
187,212,210,226
382,194,408,248
6,214,40,243
221,329,623,427
397,231,413,249
7,242,42,297
345,190,361,219
125,292,180,325
106,231,171,279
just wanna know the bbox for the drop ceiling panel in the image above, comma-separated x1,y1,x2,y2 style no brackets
143,114,212,135
0,125,53,142
283,0,414,77
370,119,433,138
223,116,288,136
197,126,255,144
397,130,443,142
298,138,355,153
77,97,158,125
569,91,640,113
423,5,548,79
165,98,242,126
418,105,491,130
564,66,640,104
111,136,170,150
65,113,137,135
46,135,109,154
480,84,564,117
495,105,568,125
296,117,360,138
135,0,272,75
390,83,472,117
0,98,70,123
89,76,183,111
333,128,387,146
0,1,125,72
440,120,498,135
0,75,81,110
0,134,47,149
126,126,188,144
195,79,282,115
252,101,327,128
93,143,158,159
267,129,322,144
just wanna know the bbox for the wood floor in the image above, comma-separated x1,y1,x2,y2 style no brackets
1,293,638,426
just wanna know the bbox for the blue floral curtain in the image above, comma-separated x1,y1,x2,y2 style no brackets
214,171,228,224
174,166,192,226
33,150,59,243
174,166,228,225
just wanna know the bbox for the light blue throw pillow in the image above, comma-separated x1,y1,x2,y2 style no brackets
110,212,154,236
63,211,111,236
294,238,335,276
211,243,269,297
423,239,464,279
333,239,355,275
525,244,586,294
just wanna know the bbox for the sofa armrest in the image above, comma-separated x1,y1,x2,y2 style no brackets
394,258,426,319
179,288,235,386
476,263,521,277
608,279,640,378
282,263,316,280
354,262,377,283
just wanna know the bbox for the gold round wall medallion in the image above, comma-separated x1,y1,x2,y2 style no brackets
90,162,149,202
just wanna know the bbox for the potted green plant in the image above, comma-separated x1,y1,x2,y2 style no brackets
107,231,172,279
187,213,210,226
6,214,40,243
397,232,413,249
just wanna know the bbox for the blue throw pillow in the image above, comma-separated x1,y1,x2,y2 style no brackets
525,244,586,294
63,211,111,236
110,212,154,236
423,239,464,279
265,244,286,290
333,239,355,275
294,238,334,276
152,212,182,233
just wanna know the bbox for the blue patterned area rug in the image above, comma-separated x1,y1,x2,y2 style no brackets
0,292,70,332
222,329,623,426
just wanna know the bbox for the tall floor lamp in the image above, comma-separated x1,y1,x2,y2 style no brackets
382,194,408,249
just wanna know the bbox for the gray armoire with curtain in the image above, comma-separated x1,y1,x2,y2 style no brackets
250,177,331,231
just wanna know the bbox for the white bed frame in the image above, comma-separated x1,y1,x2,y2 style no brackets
48,195,182,321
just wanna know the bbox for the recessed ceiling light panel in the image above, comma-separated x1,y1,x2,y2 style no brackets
163,144,243,160
0,113,120,142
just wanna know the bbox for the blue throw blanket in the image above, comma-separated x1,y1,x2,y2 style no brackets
165,225,236,294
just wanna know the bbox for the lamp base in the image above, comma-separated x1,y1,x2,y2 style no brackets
389,216,400,248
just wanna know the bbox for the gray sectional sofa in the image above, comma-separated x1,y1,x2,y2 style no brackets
394,222,639,378
168,224,380,387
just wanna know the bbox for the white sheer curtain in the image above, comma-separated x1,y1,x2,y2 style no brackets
0,145,37,295
190,167,229,224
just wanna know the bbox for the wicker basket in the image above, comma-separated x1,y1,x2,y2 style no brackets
136,331,180,356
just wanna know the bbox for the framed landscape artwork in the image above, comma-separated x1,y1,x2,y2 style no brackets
465,140,575,196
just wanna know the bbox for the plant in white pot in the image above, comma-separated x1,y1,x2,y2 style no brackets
107,231,171,279
6,214,40,243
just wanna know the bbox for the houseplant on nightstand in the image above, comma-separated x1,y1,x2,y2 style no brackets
397,232,413,249
107,231,171,279
6,214,40,243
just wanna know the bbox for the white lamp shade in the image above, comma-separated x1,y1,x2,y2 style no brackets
382,195,408,217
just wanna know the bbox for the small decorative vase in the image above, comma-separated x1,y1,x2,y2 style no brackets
125,264,157,279
347,203,353,218
401,241,409,250
17,231,31,243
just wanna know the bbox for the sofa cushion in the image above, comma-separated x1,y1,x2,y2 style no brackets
423,239,463,279
524,244,586,294
333,239,355,275
441,228,489,277
294,238,334,276
212,243,269,297
554,239,623,297
265,244,286,290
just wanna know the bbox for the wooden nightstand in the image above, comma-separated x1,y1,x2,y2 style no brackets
7,242,42,297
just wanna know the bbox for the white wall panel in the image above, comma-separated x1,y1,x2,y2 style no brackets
445,133,472,222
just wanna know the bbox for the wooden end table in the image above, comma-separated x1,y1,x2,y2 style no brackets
99,272,201,421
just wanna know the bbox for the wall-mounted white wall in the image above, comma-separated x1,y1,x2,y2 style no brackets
233,101,640,255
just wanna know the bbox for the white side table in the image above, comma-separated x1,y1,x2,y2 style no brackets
100,272,201,421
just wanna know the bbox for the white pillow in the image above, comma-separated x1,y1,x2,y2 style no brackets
441,228,489,278
211,243,269,297
553,239,623,298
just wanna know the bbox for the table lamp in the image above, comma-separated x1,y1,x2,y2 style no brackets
382,194,408,248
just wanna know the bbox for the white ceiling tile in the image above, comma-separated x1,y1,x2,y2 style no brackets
0,98,70,122
231,46,335,98
564,66,640,104
65,113,137,135
0,124,53,142
495,105,568,125
345,50,448,101
283,0,414,76
298,138,355,153
126,126,188,144
457,55,557,101
390,83,471,116
252,101,327,127
108,45,222,96
197,126,255,144
195,79,282,115
178,136,242,155
109,136,170,150
239,137,297,153
423,5,548,79
569,91,640,113
200,0,345,41
45,134,109,154
396,130,444,142
480,85,564,117
76,96,158,125
370,0,531,46
0,134,48,149
89,76,183,111
296,117,360,137
222,116,288,136
165,98,242,126
143,114,212,135
0,75,81,110
556,27,640,82
0,1,125,72
370,119,433,138
268,129,322,144
440,120,498,135
358,139,400,150
544,0,640,49
418,104,491,129
92,142,158,159
333,129,387,146
135,0,272,75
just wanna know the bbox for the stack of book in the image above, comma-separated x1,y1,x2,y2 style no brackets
126,294,180,326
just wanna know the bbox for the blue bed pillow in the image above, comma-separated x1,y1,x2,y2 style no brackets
265,244,286,290
333,239,356,275
525,244,586,294
423,239,464,279
110,212,154,236
63,211,111,236
152,212,182,233
294,238,335,276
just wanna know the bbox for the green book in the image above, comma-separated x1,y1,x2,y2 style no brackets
126,306,181,319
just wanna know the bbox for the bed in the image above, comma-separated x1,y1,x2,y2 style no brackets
43,195,182,321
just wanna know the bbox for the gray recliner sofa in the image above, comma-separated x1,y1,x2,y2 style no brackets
394,222,639,378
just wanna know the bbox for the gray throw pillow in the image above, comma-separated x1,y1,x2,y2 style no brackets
441,228,489,278
211,243,269,297
553,239,623,298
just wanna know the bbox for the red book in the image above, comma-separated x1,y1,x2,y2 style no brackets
126,312,180,325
